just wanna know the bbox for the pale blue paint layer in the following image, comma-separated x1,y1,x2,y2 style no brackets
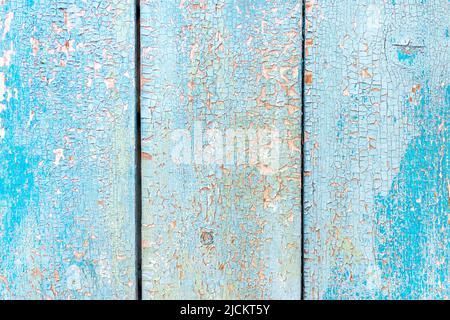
304,0,449,299
0,0,136,299
141,0,302,299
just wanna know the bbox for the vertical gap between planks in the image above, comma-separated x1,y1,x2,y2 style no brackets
300,0,306,301
135,0,143,301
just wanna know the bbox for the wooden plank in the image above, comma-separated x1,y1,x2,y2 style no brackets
304,0,449,299
0,0,136,299
141,0,302,299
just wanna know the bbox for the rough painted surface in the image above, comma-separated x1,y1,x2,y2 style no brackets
304,0,449,299
141,0,302,299
0,0,136,299
2,0,448,301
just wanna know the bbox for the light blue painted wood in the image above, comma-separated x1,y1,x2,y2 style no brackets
141,0,302,299
0,0,136,299
304,0,449,299
2,0,447,301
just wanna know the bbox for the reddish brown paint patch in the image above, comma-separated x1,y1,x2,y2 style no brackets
142,152,153,160
305,70,313,85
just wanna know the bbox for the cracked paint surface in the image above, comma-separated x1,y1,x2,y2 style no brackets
0,0,136,299
304,0,449,299
0,0,448,301
141,0,302,299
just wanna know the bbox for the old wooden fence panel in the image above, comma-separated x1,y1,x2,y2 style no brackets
1,0,449,301
304,0,449,299
0,0,137,299
140,0,302,299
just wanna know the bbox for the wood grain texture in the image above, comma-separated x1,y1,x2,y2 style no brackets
304,0,449,299
0,0,136,299
141,0,302,299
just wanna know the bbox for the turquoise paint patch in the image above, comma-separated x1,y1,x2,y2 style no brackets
0,147,38,245
397,49,417,65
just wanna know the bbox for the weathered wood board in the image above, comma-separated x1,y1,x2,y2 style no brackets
1,0,448,301
140,0,302,299
304,0,449,299
0,0,136,299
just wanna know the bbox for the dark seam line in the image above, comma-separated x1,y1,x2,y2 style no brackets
135,0,143,301
301,0,306,301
